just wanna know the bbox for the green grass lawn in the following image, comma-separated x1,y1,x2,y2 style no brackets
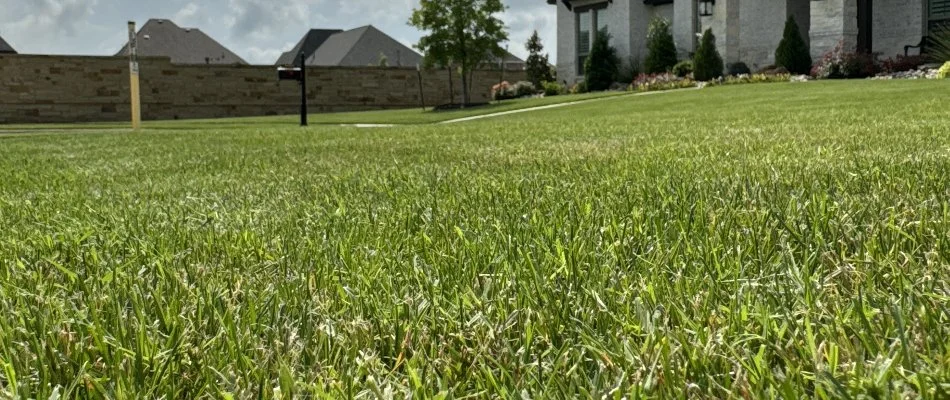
0,90,626,132
1,80,949,398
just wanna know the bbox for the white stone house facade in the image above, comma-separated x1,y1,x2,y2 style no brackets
550,0,950,83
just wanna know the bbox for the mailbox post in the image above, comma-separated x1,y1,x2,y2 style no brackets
277,50,308,126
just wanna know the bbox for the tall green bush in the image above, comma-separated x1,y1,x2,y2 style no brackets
775,16,813,74
693,29,724,81
525,30,554,87
584,28,620,91
645,18,678,74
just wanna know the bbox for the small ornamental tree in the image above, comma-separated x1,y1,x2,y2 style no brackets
645,18,678,74
584,28,619,91
410,0,508,106
693,28,724,81
525,30,554,87
775,16,813,74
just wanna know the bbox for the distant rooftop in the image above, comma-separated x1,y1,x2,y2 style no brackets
279,25,422,67
275,29,343,66
0,35,16,54
116,19,247,65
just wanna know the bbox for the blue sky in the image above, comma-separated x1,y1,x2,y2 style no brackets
0,0,557,64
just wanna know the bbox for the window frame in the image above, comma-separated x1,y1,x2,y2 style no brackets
575,2,609,76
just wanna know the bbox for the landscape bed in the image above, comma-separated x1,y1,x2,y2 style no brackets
1,80,949,398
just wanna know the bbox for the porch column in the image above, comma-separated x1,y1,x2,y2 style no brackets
810,0,858,59
725,0,741,63
787,0,811,49
673,0,698,58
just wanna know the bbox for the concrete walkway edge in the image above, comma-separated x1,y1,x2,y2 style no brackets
438,88,699,125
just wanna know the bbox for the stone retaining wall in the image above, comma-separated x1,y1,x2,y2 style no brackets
0,54,525,123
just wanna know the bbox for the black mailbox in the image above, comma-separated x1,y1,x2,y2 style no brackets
278,67,303,81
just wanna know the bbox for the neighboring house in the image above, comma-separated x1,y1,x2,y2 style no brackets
483,50,527,70
278,25,422,67
116,19,247,65
275,29,344,65
0,35,16,54
549,0,948,83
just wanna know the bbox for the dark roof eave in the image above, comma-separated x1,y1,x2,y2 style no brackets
548,0,669,10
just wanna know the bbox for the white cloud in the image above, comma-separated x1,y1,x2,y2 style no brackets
0,0,558,62
0,0,106,54
173,3,201,24
244,46,286,64
501,3,558,59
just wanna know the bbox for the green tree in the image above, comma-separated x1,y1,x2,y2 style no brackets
775,16,812,74
584,28,619,91
644,18,678,74
693,29,724,81
410,0,508,106
525,30,554,87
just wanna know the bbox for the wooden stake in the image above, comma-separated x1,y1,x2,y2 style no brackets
128,21,142,130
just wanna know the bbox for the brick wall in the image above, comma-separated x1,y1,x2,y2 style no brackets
0,54,525,124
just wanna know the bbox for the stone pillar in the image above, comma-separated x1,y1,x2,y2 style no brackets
629,0,652,62
810,0,857,59
787,0,811,49
555,2,578,84
725,0,741,63
673,0,698,58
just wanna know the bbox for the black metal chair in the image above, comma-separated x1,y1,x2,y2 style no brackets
904,36,933,57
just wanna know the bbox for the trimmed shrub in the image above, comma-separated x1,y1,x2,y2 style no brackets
672,60,693,78
542,81,565,96
632,73,696,92
811,42,880,79
492,81,536,100
758,65,790,75
775,16,813,74
584,28,620,91
938,61,950,79
491,81,511,100
880,55,928,73
569,81,588,94
693,29,724,81
711,73,793,86
727,62,751,76
645,18,678,74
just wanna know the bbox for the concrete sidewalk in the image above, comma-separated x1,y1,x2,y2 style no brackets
438,88,697,124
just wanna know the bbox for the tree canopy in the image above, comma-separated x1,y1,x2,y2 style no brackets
410,0,508,105
525,30,554,87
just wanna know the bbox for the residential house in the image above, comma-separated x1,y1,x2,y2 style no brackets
278,25,422,67
484,50,527,70
0,35,16,54
549,0,948,83
116,19,247,65
275,29,344,65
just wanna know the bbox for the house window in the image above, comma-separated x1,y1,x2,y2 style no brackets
930,0,950,34
576,3,608,76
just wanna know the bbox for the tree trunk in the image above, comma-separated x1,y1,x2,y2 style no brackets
447,65,455,105
461,66,469,108
469,68,477,104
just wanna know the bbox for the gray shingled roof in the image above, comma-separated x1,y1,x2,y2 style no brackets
0,35,16,54
275,29,343,66
494,50,525,65
305,25,422,67
116,19,247,65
